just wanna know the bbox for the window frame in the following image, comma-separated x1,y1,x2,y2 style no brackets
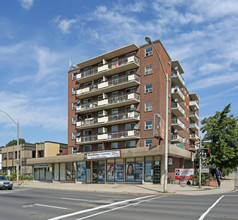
145,47,153,57
145,83,153,93
145,65,153,75
145,120,153,130
145,102,153,112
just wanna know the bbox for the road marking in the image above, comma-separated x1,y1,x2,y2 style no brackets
61,198,98,202
35,204,68,210
76,195,167,220
48,195,156,220
198,195,224,220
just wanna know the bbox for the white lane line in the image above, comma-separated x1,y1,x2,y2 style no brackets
198,195,224,220
76,195,167,220
35,204,68,210
61,198,98,203
48,195,156,220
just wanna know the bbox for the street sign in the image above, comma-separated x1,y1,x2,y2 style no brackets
201,168,209,173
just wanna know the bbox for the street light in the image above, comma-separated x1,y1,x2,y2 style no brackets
0,110,20,186
145,37,169,192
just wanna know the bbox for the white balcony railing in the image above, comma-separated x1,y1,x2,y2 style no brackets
171,87,185,102
76,55,140,80
76,74,140,97
171,118,185,130
171,71,185,87
171,102,185,115
76,130,140,144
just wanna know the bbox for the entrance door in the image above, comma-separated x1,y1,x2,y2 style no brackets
92,161,98,183
86,161,91,183
153,163,161,184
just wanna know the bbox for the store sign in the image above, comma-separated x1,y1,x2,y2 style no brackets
34,164,50,168
86,151,120,160
175,168,194,181
154,114,165,140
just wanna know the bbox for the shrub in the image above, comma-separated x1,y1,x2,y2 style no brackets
192,169,213,186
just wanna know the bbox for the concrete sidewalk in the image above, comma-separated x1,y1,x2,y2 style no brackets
16,172,237,196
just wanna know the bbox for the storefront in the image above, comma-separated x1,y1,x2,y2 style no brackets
28,145,192,184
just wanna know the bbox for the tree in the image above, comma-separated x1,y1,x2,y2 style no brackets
6,139,26,147
201,104,238,174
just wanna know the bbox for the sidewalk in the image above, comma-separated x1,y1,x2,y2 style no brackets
16,172,236,196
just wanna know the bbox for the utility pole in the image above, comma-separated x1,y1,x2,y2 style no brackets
199,136,202,188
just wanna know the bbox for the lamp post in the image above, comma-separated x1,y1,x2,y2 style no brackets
145,37,169,192
0,110,20,186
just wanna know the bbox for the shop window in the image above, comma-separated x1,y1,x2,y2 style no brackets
135,157,143,181
144,156,153,182
145,65,153,75
98,160,105,183
145,120,153,130
66,162,76,181
126,158,135,181
77,162,86,182
107,160,115,182
115,159,124,182
145,46,152,57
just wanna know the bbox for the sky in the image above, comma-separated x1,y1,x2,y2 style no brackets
0,0,238,147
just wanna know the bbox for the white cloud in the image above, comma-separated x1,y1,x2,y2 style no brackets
19,0,34,10
55,16,78,34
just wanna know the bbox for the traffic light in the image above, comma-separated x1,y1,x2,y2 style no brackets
206,149,211,158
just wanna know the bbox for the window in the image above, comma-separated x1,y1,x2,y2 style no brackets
112,125,118,132
126,140,136,148
145,47,152,57
126,123,136,130
98,144,103,151
72,102,77,110
98,127,104,134
38,150,44,158
83,82,92,88
112,91,118,97
145,139,152,147
72,87,77,95
145,84,153,93
98,111,104,117
83,114,92,119
72,132,78,139
2,153,7,160
112,108,118,115
8,152,13,159
84,98,92,104
145,102,153,112
98,95,103,101
111,142,118,149
112,74,119,85
83,130,92,136
72,117,77,124
145,120,153,130
98,78,103,84
83,145,92,152
72,147,77,154
126,87,136,94
145,65,153,75
72,72,77,80
84,67,91,77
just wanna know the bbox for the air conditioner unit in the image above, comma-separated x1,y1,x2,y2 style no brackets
145,107,151,112
145,143,152,147
145,88,152,93
145,126,151,130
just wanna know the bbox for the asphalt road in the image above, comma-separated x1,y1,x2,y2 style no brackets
0,187,238,220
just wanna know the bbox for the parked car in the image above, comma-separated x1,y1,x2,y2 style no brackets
0,175,13,190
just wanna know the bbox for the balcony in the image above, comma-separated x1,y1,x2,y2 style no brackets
189,111,199,121
171,118,185,131
76,74,140,99
189,133,199,141
76,93,140,114
171,71,185,88
171,133,185,143
76,55,140,84
189,123,199,131
171,102,185,117
189,100,199,110
171,87,185,102
76,112,140,130
76,130,140,145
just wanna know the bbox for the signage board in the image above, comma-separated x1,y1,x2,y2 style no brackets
86,150,120,160
175,168,194,181
154,114,165,140
202,168,209,173
34,164,50,168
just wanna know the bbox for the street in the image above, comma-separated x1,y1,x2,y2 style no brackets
0,187,238,220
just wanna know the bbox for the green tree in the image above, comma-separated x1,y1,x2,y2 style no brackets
201,104,238,174
6,139,26,147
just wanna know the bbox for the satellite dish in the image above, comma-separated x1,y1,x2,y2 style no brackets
130,104,135,110
174,66,178,71
174,129,178,133
174,98,178,103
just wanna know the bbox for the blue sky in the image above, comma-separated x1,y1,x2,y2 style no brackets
0,0,238,146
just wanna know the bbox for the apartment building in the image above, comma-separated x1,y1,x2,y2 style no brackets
0,142,67,178
28,40,199,184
